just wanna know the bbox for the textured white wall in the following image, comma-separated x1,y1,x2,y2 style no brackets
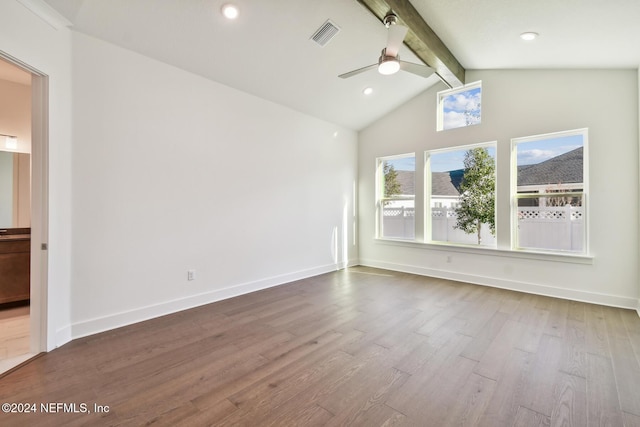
70,33,358,337
359,69,639,308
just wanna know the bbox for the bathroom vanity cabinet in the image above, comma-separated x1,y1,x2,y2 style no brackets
0,229,30,304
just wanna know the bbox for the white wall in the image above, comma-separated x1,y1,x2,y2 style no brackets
0,78,31,228
0,79,31,153
359,69,639,308
0,152,12,225
69,33,358,337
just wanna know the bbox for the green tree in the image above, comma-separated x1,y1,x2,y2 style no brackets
454,148,495,244
383,162,402,199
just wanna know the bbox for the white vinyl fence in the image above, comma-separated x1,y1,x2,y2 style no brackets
382,206,584,251
381,206,415,239
431,207,495,246
517,205,584,251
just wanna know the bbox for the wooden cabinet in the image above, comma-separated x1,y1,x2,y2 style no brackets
0,232,30,304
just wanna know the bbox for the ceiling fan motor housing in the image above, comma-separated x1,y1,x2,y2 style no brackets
378,48,401,75
383,13,399,28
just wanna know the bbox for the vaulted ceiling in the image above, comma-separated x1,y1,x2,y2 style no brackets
42,0,640,130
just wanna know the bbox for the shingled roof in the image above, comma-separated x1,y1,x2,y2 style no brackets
395,170,415,196
392,169,465,196
518,147,583,186
390,147,582,197
432,170,463,196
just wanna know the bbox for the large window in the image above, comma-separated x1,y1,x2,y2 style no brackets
437,81,482,131
512,129,587,253
426,143,496,246
377,154,415,240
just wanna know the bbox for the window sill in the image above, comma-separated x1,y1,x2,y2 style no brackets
374,238,594,265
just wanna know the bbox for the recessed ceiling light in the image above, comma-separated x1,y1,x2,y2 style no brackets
363,87,373,95
520,32,539,41
221,4,239,20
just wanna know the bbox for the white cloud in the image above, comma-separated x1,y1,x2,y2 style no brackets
518,149,555,165
517,144,582,165
441,89,481,130
443,91,481,113
442,111,467,130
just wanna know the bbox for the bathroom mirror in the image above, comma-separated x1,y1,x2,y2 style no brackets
0,150,30,229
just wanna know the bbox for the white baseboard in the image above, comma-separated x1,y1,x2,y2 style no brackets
70,261,356,340
55,325,72,349
360,258,639,310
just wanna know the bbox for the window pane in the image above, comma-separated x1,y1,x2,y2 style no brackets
514,131,586,253
379,155,415,240
438,82,481,131
517,195,584,252
429,145,496,246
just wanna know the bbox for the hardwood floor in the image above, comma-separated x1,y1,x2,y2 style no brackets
0,304,31,375
0,267,639,426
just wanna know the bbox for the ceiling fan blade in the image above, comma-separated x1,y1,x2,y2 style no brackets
338,63,378,79
399,61,435,78
385,24,408,57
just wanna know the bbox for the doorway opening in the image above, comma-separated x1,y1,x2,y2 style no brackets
0,53,48,375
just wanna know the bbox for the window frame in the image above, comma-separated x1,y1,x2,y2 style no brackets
437,80,482,132
425,141,497,248
510,128,589,255
376,153,416,241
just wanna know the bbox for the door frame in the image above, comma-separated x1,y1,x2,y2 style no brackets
0,51,49,355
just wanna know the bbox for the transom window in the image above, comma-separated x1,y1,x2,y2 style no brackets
437,81,482,131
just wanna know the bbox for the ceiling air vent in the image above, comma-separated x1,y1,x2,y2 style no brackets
311,20,340,47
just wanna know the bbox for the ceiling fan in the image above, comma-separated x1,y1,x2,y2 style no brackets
339,13,435,79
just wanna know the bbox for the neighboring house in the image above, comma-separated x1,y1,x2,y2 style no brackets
383,169,416,210
431,169,463,208
395,170,415,197
517,147,583,206
428,147,583,207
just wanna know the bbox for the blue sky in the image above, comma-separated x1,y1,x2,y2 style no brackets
442,87,481,130
516,134,583,166
386,156,415,171
430,146,496,172
385,134,583,172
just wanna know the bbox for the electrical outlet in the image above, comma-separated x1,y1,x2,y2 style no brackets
446,255,452,263
187,270,196,281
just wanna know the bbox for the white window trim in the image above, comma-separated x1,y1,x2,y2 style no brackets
373,237,594,265
376,153,416,240
437,80,482,132
425,141,497,248
510,128,589,255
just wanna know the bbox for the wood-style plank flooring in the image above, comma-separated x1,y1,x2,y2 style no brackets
0,304,31,374
0,267,639,426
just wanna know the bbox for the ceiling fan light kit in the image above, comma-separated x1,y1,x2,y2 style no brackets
339,13,434,80
378,50,401,75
